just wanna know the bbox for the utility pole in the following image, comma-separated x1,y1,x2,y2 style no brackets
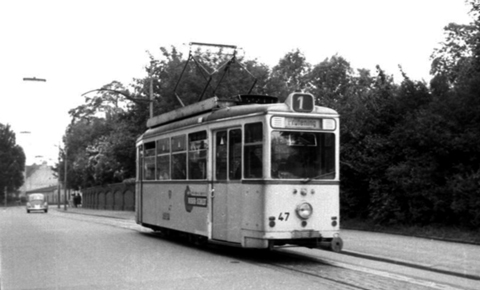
57,182,61,208
64,145,68,211
63,118,75,211
149,61,154,118
55,143,61,208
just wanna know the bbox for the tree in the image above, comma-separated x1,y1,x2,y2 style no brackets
147,46,270,109
0,123,26,201
266,49,311,101
430,22,478,85
56,32,480,230
57,45,272,189
430,0,480,87
308,55,354,108
427,0,480,228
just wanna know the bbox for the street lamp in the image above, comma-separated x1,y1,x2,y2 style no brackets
62,118,76,211
55,143,68,211
53,144,63,209
20,77,46,204
22,77,46,82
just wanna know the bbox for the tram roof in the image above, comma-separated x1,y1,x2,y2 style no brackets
140,94,338,141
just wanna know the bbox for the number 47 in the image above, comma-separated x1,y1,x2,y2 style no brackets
278,212,290,221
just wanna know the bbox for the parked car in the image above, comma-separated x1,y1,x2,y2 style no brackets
26,193,48,213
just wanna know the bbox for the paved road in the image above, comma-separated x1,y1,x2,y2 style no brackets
56,206,480,280
0,206,361,290
4,206,478,289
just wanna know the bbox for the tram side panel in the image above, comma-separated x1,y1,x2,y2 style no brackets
211,182,245,243
239,183,268,248
141,182,209,237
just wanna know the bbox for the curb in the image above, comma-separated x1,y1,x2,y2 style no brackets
341,250,480,281
52,208,134,220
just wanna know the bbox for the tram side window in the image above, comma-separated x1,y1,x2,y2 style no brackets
229,129,242,180
171,135,187,180
215,131,228,180
157,138,170,180
244,122,263,178
188,131,207,180
144,142,156,180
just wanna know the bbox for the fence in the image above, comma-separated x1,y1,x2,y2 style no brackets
81,183,135,211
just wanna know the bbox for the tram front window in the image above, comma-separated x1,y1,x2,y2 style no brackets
271,131,335,179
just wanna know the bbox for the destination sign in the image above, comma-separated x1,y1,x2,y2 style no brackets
285,118,321,129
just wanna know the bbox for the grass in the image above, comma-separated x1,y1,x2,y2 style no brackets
342,218,480,245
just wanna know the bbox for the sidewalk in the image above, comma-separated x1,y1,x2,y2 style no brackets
51,206,135,220
340,229,480,280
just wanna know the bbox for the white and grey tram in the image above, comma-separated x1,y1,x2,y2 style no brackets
135,92,343,251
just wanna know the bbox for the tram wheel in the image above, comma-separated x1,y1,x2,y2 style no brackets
267,241,275,251
330,237,343,252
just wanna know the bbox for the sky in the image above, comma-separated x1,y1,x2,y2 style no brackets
0,0,472,166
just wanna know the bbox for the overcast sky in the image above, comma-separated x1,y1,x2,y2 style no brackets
0,0,472,165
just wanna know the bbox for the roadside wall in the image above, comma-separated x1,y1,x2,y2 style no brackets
82,183,135,211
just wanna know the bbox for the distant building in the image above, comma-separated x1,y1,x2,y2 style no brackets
20,162,58,199
20,162,80,205
26,185,59,204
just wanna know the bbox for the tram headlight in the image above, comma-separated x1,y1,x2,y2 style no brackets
296,202,313,219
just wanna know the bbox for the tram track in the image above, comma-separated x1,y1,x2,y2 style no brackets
53,210,477,289
250,253,372,290
59,211,370,289
273,248,477,290
244,249,458,290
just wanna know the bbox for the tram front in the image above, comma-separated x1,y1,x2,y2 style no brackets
243,93,343,252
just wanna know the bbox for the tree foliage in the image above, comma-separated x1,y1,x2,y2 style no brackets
0,123,25,200
60,46,271,190
266,49,311,101
340,0,480,227
57,1,480,229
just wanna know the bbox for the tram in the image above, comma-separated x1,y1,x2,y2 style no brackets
135,92,343,251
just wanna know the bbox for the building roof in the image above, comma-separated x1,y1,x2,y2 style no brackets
26,185,58,194
26,162,55,179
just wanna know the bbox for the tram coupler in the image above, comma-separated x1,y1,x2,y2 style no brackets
318,236,343,252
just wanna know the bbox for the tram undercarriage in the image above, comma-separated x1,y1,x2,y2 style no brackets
142,223,343,252
267,237,343,252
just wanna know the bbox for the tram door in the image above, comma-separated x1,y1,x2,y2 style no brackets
212,129,242,242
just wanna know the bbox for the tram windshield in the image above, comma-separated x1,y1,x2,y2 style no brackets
271,131,336,180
